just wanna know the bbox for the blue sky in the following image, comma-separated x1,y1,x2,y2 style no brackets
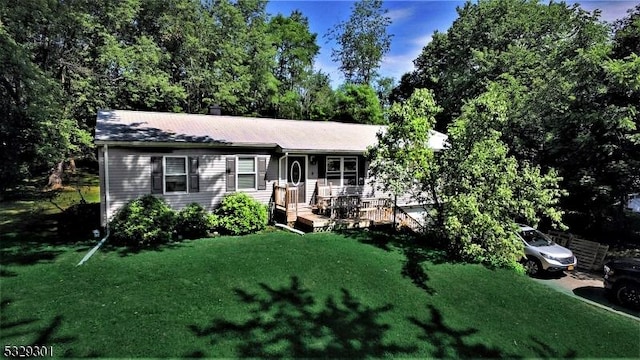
265,0,638,87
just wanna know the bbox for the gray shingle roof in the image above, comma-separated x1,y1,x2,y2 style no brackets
95,110,447,153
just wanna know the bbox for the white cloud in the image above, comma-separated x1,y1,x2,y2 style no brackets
380,33,433,81
573,1,635,23
410,34,433,47
387,7,414,23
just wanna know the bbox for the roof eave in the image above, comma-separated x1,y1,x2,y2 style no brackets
94,140,279,149
276,147,366,155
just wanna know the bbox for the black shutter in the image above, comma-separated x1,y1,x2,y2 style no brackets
358,155,366,185
317,155,326,184
151,157,163,194
226,157,236,192
189,157,199,193
257,157,267,190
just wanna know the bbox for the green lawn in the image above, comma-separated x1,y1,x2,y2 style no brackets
1,228,638,358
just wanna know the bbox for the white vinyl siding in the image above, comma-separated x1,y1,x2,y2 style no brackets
102,148,275,224
164,156,188,193
237,157,257,190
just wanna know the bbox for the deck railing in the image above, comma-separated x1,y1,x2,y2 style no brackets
273,182,425,232
273,184,299,221
315,182,396,224
394,207,425,233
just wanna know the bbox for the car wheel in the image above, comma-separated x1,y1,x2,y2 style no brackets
524,257,542,277
615,282,640,310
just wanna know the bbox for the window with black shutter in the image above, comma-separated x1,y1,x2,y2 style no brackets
151,156,200,194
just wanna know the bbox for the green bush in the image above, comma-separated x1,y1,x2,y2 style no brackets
110,195,176,247
216,193,267,235
175,203,217,240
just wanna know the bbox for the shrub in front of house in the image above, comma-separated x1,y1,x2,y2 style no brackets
175,203,217,240
216,193,267,235
110,195,176,247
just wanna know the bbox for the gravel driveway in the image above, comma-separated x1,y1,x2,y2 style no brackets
532,270,639,320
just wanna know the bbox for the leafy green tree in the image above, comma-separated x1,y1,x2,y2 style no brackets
300,71,336,120
333,84,384,124
0,12,91,191
326,0,392,85
612,4,640,59
368,87,565,269
394,0,639,236
268,11,319,92
399,0,608,131
267,11,321,119
374,76,395,111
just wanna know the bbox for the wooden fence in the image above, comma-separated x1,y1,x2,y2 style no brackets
546,230,609,271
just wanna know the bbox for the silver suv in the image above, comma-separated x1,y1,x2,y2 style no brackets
517,224,577,276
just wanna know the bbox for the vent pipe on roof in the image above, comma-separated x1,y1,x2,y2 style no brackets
208,105,221,116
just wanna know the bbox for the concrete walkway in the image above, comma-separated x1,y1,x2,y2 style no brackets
532,270,640,321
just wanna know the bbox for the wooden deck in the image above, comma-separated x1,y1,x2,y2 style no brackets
271,182,421,233
296,212,378,232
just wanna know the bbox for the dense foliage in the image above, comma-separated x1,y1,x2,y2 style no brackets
393,0,640,238
1,0,389,192
216,193,268,236
110,195,176,247
333,84,385,124
369,88,565,269
175,203,217,240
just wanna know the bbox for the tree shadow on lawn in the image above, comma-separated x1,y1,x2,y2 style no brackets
409,305,507,358
188,276,418,358
187,276,572,358
410,305,578,358
1,204,100,267
101,239,192,257
339,229,447,295
0,299,92,357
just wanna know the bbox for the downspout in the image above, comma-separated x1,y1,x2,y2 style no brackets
77,144,110,266
104,144,110,229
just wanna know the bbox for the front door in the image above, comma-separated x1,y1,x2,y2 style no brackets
287,156,305,203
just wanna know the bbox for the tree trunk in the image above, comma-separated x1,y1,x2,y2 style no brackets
47,161,64,189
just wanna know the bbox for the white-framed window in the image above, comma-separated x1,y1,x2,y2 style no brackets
326,156,358,186
237,156,257,190
164,156,188,193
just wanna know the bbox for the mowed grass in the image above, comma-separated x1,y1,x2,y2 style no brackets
1,230,638,358
0,169,100,270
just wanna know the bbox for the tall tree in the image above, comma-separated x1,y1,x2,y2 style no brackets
268,11,319,92
326,0,392,85
267,11,320,119
0,24,89,191
612,4,640,59
393,0,638,236
300,71,336,120
368,87,564,269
